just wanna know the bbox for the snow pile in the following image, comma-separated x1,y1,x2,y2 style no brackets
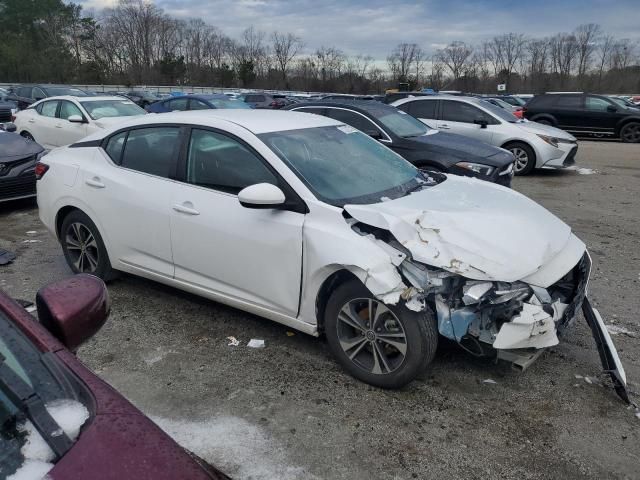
152,415,321,480
8,399,89,480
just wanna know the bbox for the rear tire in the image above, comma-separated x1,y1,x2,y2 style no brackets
324,279,438,389
504,141,536,175
620,122,640,143
60,210,115,280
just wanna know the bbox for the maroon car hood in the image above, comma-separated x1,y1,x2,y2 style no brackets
0,292,227,480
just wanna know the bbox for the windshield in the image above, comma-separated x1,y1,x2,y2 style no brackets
477,99,519,123
46,87,87,97
377,110,429,138
490,98,513,110
80,100,146,119
0,310,89,477
260,125,429,206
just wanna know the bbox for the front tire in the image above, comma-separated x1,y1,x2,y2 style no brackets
60,210,114,280
504,141,536,175
324,280,438,388
620,122,640,143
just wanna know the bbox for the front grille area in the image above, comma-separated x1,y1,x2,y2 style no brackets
563,146,578,166
0,174,36,201
554,253,590,335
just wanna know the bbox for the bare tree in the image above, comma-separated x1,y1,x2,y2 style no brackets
436,41,473,80
575,23,601,79
597,34,615,88
549,33,578,86
387,43,420,82
271,31,303,87
315,46,344,84
488,33,526,86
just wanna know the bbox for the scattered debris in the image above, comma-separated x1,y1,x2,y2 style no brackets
567,166,598,175
15,299,36,313
574,374,584,379
21,239,42,244
0,249,16,265
482,379,497,385
285,331,295,337
226,336,240,347
606,324,637,337
248,339,265,349
26,231,38,235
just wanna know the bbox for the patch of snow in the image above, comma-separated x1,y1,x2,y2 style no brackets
606,324,636,337
152,415,321,480
9,400,89,480
566,166,598,175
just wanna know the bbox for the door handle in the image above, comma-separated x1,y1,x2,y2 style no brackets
437,124,450,129
173,202,200,216
55,124,63,128
28,119,35,123
85,177,105,188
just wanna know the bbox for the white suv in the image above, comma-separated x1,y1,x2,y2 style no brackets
392,96,578,175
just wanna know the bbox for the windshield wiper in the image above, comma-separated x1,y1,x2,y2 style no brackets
0,353,73,459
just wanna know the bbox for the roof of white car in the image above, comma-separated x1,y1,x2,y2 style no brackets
34,95,132,103
117,110,343,134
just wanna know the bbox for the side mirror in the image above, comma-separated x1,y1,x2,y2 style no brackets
365,130,383,140
68,114,85,123
606,105,617,113
36,274,110,352
474,118,488,128
238,183,285,209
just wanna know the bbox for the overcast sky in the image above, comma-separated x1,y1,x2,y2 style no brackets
78,0,639,59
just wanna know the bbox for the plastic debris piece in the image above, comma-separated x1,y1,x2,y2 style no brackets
26,231,38,235
286,331,295,337
0,249,16,265
482,379,497,384
584,377,593,384
226,336,240,347
574,374,584,379
247,339,265,349
22,239,42,244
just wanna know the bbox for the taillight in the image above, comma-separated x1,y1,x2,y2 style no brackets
34,162,49,180
11,114,16,122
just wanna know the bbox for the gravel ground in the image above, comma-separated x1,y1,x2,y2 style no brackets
1,140,638,480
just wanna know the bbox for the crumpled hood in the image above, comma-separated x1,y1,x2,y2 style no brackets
517,120,576,140
93,115,145,129
0,131,44,160
345,175,584,283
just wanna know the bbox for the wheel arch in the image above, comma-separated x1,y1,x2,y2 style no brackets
530,114,556,125
314,268,361,335
615,117,640,136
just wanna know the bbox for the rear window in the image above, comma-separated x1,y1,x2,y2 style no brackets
120,127,180,178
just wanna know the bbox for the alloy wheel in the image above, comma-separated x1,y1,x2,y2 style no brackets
65,222,99,273
336,298,407,375
622,124,640,143
510,147,529,173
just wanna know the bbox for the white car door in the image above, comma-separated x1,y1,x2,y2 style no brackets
29,100,60,148
55,100,89,147
401,99,439,129
437,99,496,145
169,127,304,316
81,126,180,277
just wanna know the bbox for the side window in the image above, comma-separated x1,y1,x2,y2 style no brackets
586,96,613,112
186,129,278,194
409,100,437,119
40,101,59,118
104,131,127,164
168,98,188,111
189,99,210,110
326,109,381,135
554,95,582,109
441,101,490,124
59,101,83,120
121,127,180,178
395,103,411,113
17,87,32,98
32,88,46,100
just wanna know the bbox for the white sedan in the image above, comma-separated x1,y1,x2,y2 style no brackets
392,96,579,175
14,95,146,149
35,110,627,399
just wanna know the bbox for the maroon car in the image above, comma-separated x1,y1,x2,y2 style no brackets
0,274,229,480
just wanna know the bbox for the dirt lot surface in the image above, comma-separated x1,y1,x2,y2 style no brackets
1,140,638,480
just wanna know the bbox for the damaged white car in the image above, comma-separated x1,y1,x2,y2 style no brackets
36,110,629,402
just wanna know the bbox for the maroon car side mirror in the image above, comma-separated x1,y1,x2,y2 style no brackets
36,274,110,352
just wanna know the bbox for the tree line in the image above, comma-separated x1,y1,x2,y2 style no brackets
1,0,638,94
